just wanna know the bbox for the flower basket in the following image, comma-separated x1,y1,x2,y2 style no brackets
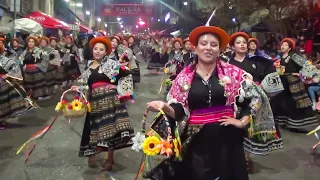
133,109,181,158
164,62,176,75
55,86,91,119
132,109,183,180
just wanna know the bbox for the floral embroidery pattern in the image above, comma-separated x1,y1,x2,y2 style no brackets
168,60,246,108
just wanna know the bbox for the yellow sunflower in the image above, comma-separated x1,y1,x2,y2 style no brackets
164,68,169,74
142,136,161,156
71,99,83,111
55,102,62,111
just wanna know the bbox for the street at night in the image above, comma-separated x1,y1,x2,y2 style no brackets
1,0,320,179
0,63,320,180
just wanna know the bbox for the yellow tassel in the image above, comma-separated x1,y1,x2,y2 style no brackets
157,76,165,95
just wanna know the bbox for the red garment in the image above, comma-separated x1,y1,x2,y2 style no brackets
304,40,313,55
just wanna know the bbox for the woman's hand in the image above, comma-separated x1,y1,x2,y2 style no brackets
219,116,244,128
146,101,166,112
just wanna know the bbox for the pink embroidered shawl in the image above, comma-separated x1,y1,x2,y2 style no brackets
168,60,246,109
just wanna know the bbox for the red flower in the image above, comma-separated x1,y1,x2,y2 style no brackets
75,96,79,100
61,100,67,104
68,104,73,110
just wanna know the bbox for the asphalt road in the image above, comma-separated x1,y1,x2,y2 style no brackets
0,62,320,180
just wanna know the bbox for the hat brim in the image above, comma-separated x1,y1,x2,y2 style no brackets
39,37,50,44
49,37,57,41
12,38,20,44
183,38,190,43
229,32,249,46
172,38,183,46
0,38,5,43
89,37,113,55
248,38,259,47
189,26,229,50
281,38,296,50
111,36,122,44
64,36,74,42
26,36,39,45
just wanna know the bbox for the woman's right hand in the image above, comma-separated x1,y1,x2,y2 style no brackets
146,101,167,112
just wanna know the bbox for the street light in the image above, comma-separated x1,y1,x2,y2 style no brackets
64,0,69,2
158,19,160,22
104,23,108,28
85,11,90,15
117,17,121,21
120,25,124,28
183,2,188,6
136,25,138,28
97,18,101,22
75,3,83,7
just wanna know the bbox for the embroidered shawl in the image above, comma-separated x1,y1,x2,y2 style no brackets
0,55,23,80
167,60,277,143
18,47,50,72
79,56,134,98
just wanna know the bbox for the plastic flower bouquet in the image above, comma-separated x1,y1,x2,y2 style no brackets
55,86,91,119
132,109,182,159
132,109,183,179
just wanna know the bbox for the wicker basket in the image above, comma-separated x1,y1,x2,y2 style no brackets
56,87,89,119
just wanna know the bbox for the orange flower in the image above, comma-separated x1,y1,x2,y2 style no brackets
160,140,173,157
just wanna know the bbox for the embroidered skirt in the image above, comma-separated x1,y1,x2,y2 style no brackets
23,64,54,99
271,75,318,129
243,125,284,155
79,84,134,157
146,106,248,180
131,63,140,83
0,78,32,122
65,58,81,81
46,64,56,89
54,65,68,86
147,52,162,70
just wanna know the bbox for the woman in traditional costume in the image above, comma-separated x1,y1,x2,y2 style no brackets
228,32,284,172
122,38,128,48
158,35,171,69
0,44,33,129
128,35,138,53
147,38,161,74
182,38,195,66
166,38,185,84
64,35,81,86
110,35,123,60
248,38,272,59
78,37,135,171
38,36,56,92
19,36,54,100
271,38,318,130
49,37,67,90
120,47,140,83
7,38,24,58
145,24,277,180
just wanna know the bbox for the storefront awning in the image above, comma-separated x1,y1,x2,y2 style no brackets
78,23,93,34
25,11,72,30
